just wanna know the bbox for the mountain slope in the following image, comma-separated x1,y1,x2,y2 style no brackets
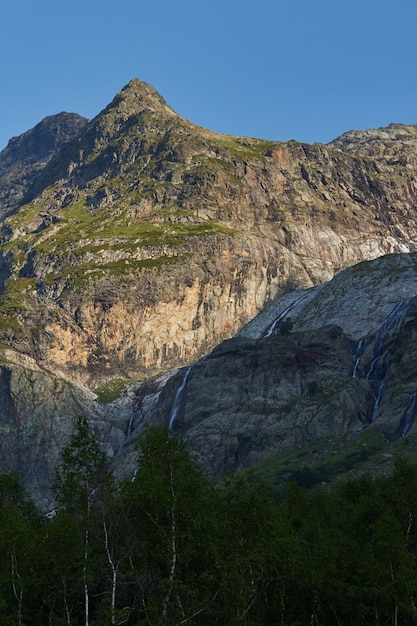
0,79,416,390
3,251,417,506
0,79,417,504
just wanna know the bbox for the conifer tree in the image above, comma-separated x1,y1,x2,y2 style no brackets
53,415,111,626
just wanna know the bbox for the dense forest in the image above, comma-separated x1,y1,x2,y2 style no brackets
2,417,417,625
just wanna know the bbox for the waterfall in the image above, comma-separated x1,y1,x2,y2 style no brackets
352,338,364,378
400,392,417,437
126,414,135,437
389,392,417,441
365,300,411,381
365,300,412,420
263,293,309,338
169,367,191,429
352,299,413,421
370,381,385,422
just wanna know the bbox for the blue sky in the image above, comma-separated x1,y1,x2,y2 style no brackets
0,0,416,151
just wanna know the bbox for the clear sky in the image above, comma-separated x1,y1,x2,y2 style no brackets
0,0,416,151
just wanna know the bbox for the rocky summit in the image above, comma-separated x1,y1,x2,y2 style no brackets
0,78,417,505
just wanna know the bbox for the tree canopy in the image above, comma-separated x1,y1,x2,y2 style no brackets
1,421,417,624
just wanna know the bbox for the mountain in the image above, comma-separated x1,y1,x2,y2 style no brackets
1,79,417,388
0,112,88,211
0,78,417,505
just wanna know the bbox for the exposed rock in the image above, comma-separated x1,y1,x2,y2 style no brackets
0,80,417,503
114,254,417,485
1,252,417,506
0,112,88,212
0,80,416,388
153,325,368,476
240,253,417,340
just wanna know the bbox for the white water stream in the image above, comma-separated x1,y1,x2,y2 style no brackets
169,367,191,429
352,338,364,379
353,299,413,422
399,392,417,437
127,414,135,437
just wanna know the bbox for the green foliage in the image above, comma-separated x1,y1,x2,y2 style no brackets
0,186,236,301
0,316,20,332
94,378,133,404
52,415,110,514
4,202,44,229
42,255,184,288
253,429,388,489
0,471,42,625
122,427,222,623
212,136,280,160
0,277,36,315
4,432,417,624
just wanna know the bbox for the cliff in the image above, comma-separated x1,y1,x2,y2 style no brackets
112,253,417,486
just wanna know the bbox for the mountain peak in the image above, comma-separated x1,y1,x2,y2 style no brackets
121,77,162,97
101,78,179,120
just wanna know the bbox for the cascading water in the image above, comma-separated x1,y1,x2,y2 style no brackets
370,382,385,422
366,300,412,380
263,293,309,338
399,392,417,437
353,299,413,421
169,366,191,429
367,300,413,419
389,392,417,441
126,414,135,437
352,338,364,379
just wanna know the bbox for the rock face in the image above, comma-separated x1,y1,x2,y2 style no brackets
0,352,97,509
0,112,88,211
158,325,367,476
5,252,417,506
109,253,417,484
0,79,416,389
0,79,417,503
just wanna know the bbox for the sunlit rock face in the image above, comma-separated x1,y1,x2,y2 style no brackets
0,80,417,388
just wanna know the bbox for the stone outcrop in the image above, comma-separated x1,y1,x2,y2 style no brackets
1,252,417,506
153,325,369,476
107,253,417,485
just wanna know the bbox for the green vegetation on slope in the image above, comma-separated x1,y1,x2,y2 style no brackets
251,426,417,493
94,378,134,404
0,190,236,308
